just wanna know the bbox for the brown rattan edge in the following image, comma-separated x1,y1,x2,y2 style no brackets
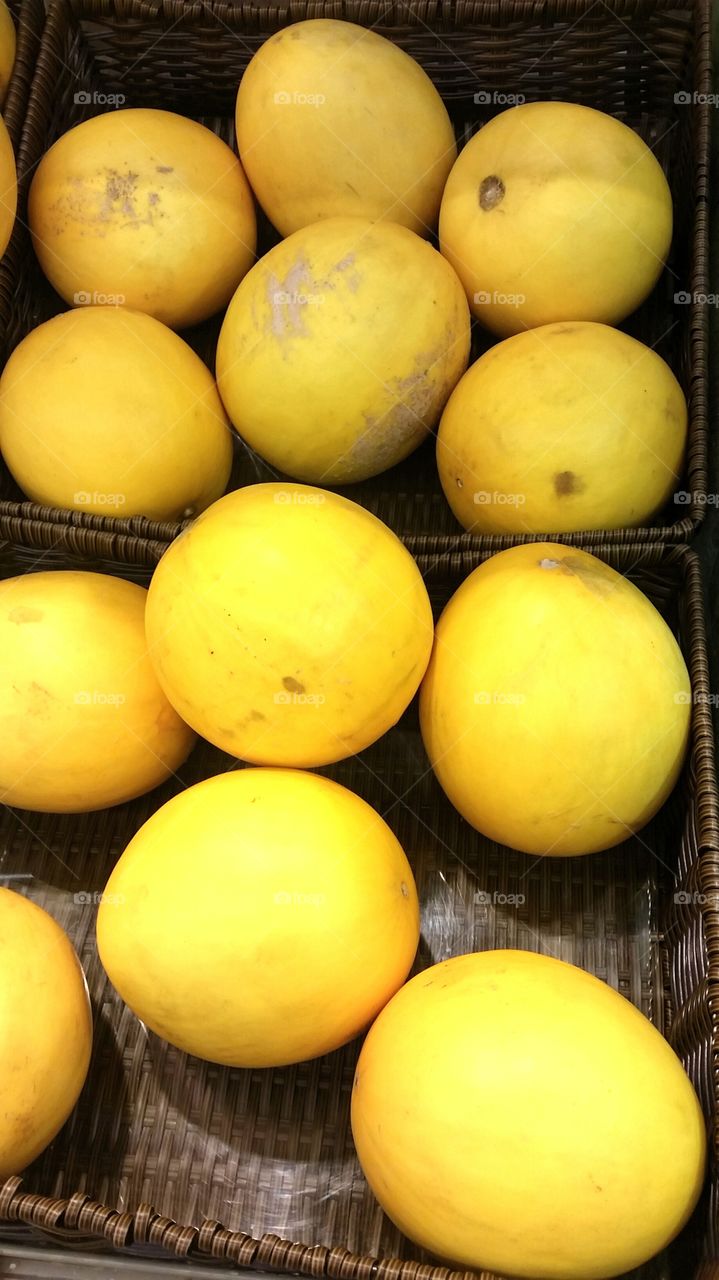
0,1176,491,1279
64,0,706,22
0,511,172,567
2,0,45,152
0,0,709,557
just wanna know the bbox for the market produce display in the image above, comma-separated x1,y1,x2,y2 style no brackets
0,889,92,1176
0,307,233,519
1,14,708,1279
0,570,195,811
97,768,420,1067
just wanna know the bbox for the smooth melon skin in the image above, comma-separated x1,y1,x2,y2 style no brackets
0,113,16,260
0,307,233,520
28,109,256,329
437,322,687,534
216,217,470,484
419,543,691,856
439,101,672,336
145,483,434,767
0,571,195,812
0,889,92,1176
97,768,420,1067
351,950,706,1279
236,19,456,237
0,0,16,106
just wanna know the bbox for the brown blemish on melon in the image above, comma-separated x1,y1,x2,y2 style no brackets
554,470,584,497
156,165,173,174
478,175,505,211
282,676,305,694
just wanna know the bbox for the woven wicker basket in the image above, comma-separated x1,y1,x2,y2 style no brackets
0,538,716,1279
0,0,45,358
1,0,43,152
0,0,711,564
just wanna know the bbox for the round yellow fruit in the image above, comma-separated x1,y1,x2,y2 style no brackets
146,483,433,766
216,217,470,484
28,108,256,329
351,950,706,1279
419,543,690,855
439,102,673,336
437,322,687,534
0,889,92,1176
236,19,456,237
0,571,195,812
0,307,232,520
0,113,16,260
0,0,16,106
98,768,420,1067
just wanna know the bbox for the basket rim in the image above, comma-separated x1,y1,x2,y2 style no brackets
0,0,711,559
0,540,717,1278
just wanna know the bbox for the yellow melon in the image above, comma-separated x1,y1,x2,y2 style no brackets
0,889,92,1176
352,950,706,1279
419,543,690,855
216,217,470,483
146,483,433,766
0,570,195,811
236,19,456,236
437,322,686,533
0,112,16,260
28,108,256,329
439,102,672,336
0,0,16,106
98,768,419,1067
0,307,232,519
